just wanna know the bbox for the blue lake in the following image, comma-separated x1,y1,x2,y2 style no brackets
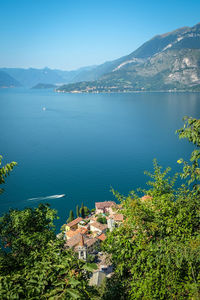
0,88,199,230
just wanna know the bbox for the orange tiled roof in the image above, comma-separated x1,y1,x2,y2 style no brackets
66,230,78,238
78,227,88,234
66,217,83,228
65,233,83,248
79,235,85,247
97,233,106,241
90,221,107,231
85,237,98,247
95,201,116,209
66,227,88,239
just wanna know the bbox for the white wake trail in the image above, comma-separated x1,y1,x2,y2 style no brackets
27,194,66,201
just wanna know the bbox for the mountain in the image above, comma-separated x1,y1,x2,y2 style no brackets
57,23,200,93
0,66,97,88
31,83,57,89
0,70,21,88
1,67,66,88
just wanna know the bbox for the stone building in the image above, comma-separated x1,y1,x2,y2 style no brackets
95,201,116,214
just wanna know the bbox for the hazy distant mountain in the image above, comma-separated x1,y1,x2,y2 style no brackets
58,22,200,92
1,67,65,88
0,66,97,88
31,83,57,89
0,70,21,88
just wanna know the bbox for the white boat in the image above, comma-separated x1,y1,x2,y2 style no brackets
27,194,66,201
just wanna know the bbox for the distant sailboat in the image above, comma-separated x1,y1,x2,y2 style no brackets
42,107,46,111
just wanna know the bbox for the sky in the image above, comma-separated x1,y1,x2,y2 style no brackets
0,0,200,70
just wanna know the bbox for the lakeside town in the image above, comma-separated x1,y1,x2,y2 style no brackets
59,201,124,286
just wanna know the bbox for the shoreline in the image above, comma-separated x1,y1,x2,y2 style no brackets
55,89,200,94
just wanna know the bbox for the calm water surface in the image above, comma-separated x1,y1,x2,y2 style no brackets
0,88,199,229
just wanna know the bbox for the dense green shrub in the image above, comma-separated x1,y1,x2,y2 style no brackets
102,117,200,299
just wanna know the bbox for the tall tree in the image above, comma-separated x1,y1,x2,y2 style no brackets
80,203,85,218
67,210,74,223
76,204,80,217
83,206,90,216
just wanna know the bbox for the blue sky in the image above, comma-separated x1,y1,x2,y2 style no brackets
0,0,200,70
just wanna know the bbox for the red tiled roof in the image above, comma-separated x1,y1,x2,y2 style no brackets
66,227,88,239
85,237,98,247
79,235,85,247
78,227,88,234
66,217,83,228
90,222,107,231
65,233,82,248
97,233,106,241
66,230,79,238
95,201,116,209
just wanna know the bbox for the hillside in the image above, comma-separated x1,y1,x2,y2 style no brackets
31,83,56,89
0,70,21,88
57,23,200,93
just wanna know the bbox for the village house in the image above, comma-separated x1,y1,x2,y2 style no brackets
97,233,106,242
85,237,99,253
90,221,107,235
65,233,99,259
65,217,83,231
95,201,116,214
107,218,115,232
65,233,83,249
65,227,88,240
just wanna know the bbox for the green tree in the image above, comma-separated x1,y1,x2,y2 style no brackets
76,204,80,217
101,117,200,299
80,203,85,218
0,155,17,194
176,116,200,192
0,204,98,299
67,210,74,223
83,206,90,217
97,216,107,224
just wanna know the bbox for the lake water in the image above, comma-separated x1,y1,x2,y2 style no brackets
0,88,199,230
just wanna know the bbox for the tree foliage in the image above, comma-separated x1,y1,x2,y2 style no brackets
79,204,90,218
0,155,17,194
0,204,97,299
1,117,200,299
176,116,200,193
76,204,80,217
97,216,107,224
101,117,200,299
67,209,75,223
80,203,85,218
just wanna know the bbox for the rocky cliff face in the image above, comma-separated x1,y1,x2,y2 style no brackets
58,23,200,92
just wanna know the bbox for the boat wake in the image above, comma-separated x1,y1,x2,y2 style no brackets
27,194,66,201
